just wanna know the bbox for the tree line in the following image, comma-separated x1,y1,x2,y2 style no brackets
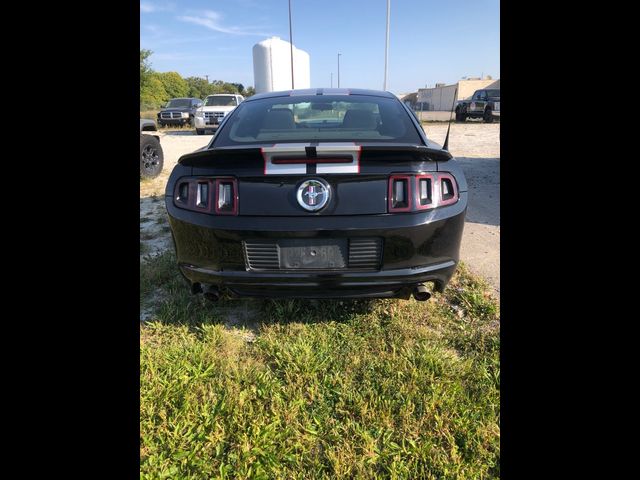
140,49,255,110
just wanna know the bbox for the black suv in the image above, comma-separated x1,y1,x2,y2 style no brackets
158,97,203,127
455,89,500,123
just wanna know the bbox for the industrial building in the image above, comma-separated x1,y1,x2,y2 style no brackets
252,37,310,94
413,77,500,111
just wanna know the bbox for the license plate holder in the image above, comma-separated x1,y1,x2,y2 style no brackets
279,239,347,269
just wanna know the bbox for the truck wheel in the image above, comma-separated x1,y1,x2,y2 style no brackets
140,135,164,179
196,129,205,135
456,111,466,122
483,108,494,123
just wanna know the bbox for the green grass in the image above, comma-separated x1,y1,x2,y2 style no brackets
140,253,500,479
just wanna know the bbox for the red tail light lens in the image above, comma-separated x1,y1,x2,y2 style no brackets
174,177,238,215
388,175,412,212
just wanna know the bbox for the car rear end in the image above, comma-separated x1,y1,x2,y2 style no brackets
166,89,467,300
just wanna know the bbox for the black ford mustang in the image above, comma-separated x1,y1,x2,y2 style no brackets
165,88,467,301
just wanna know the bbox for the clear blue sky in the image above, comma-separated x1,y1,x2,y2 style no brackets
140,0,500,94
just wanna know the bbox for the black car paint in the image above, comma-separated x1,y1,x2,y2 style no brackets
165,89,467,299
157,98,203,126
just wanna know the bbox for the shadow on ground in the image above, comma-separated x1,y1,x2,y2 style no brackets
456,156,500,226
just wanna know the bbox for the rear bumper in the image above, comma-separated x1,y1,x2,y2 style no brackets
181,260,457,299
166,193,467,299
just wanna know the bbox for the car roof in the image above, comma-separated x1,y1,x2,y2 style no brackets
246,88,397,102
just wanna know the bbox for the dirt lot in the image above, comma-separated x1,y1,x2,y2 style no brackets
140,122,500,295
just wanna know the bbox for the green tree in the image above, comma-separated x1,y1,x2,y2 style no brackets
140,49,153,94
140,72,168,109
158,71,188,99
184,76,211,99
243,86,256,97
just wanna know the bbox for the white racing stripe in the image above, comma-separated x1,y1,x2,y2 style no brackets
261,143,361,175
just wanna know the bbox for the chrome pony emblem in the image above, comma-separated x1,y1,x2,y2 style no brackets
296,179,330,212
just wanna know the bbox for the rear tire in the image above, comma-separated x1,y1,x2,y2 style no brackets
455,110,466,122
483,108,493,123
196,129,205,135
140,135,164,179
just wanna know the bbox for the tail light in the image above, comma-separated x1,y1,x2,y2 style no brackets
388,175,412,212
215,178,238,215
174,177,238,215
437,173,459,207
415,174,435,210
387,172,459,213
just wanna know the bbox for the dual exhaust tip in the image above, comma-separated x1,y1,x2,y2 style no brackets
413,284,432,301
194,282,431,302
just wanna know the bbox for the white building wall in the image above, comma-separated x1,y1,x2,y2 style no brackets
417,79,500,110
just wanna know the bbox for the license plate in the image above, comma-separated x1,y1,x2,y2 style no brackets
279,239,347,269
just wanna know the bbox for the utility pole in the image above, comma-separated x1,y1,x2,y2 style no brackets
337,53,341,88
205,75,209,83
383,0,390,90
288,0,295,89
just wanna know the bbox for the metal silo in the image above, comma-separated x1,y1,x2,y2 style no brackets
252,36,310,93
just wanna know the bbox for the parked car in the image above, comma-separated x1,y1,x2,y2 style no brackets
140,119,164,179
194,94,244,135
165,88,467,301
455,89,500,123
157,98,203,127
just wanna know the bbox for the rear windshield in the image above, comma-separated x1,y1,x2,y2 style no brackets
165,99,191,108
205,96,237,107
213,95,423,146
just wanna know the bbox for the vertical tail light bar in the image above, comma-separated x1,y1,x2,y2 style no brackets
215,178,238,215
415,174,435,210
388,175,412,212
195,181,211,212
436,173,459,207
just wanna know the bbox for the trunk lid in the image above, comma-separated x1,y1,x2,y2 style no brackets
182,142,450,216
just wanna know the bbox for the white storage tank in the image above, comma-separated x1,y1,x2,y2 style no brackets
253,36,310,93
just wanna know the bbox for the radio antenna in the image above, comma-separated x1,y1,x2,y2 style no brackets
442,86,458,151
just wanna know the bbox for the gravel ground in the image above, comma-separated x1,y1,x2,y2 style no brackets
140,122,500,295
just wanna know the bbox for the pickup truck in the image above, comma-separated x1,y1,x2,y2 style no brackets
455,89,500,123
140,119,164,179
194,94,244,135
157,97,203,127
